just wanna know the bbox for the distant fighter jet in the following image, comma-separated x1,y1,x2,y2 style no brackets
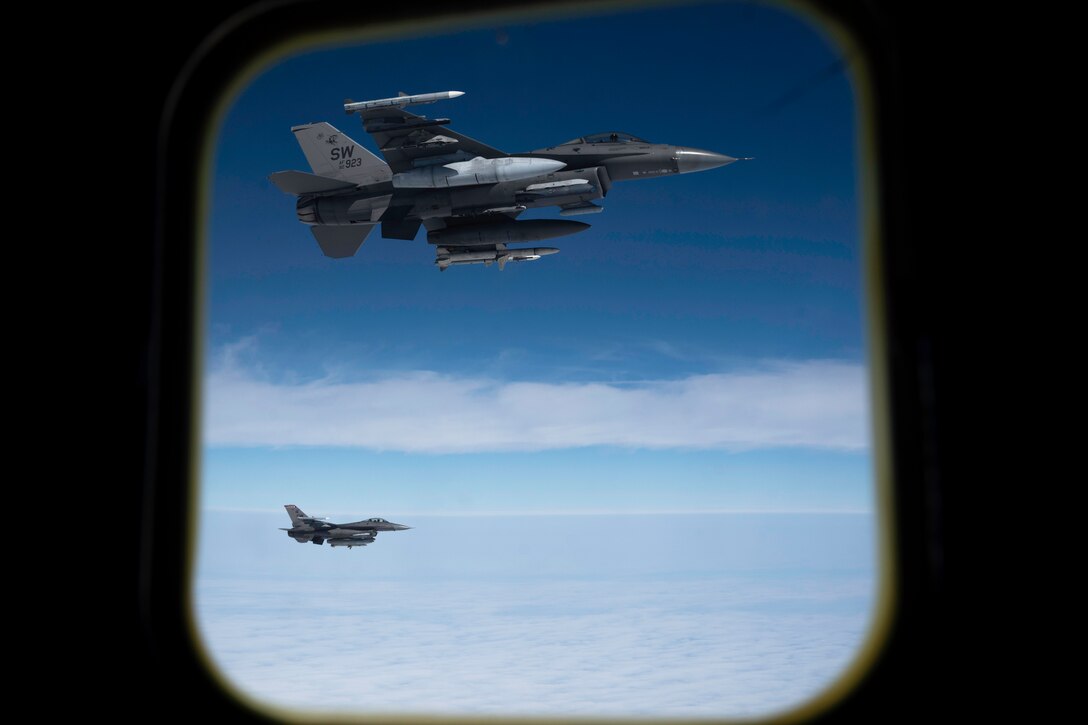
280,505,411,548
270,90,744,270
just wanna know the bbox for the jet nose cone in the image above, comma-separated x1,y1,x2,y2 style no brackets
393,524,412,530
675,148,737,174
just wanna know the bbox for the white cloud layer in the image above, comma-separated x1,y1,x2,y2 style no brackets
195,574,873,719
194,513,877,718
204,358,868,452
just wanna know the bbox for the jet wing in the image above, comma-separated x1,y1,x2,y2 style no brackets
356,106,508,174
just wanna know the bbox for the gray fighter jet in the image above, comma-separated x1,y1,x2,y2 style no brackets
280,504,411,548
270,90,743,270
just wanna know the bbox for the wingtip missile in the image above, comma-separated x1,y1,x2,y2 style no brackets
345,90,466,114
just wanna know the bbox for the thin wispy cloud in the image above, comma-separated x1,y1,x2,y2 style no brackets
204,346,869,453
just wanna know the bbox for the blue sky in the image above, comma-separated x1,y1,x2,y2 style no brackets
194,3,879,717
200,0,872,516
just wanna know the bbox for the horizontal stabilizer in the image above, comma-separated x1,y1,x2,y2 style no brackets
312,224,376,258
269,170,357,195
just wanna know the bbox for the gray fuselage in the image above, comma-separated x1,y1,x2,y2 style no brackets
286,516,411,545
294,133,735,233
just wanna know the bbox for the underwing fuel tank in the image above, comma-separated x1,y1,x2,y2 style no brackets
393,156,565,188
328,538,374,547
427,219,588,246
435,246,559,271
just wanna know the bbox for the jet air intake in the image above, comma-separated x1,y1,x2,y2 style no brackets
393,156,565,189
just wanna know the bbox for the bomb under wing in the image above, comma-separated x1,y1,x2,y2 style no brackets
436,245,559,271
270,91,745,269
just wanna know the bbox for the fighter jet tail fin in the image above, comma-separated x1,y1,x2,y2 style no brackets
311,224,377,258
290,122,392,186
284,504,309,527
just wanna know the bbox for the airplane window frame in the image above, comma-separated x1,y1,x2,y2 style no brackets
133,0,957,722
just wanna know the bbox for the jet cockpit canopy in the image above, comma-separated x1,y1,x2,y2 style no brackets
562,132,650,145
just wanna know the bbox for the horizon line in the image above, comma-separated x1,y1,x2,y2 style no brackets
204,506,874,517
